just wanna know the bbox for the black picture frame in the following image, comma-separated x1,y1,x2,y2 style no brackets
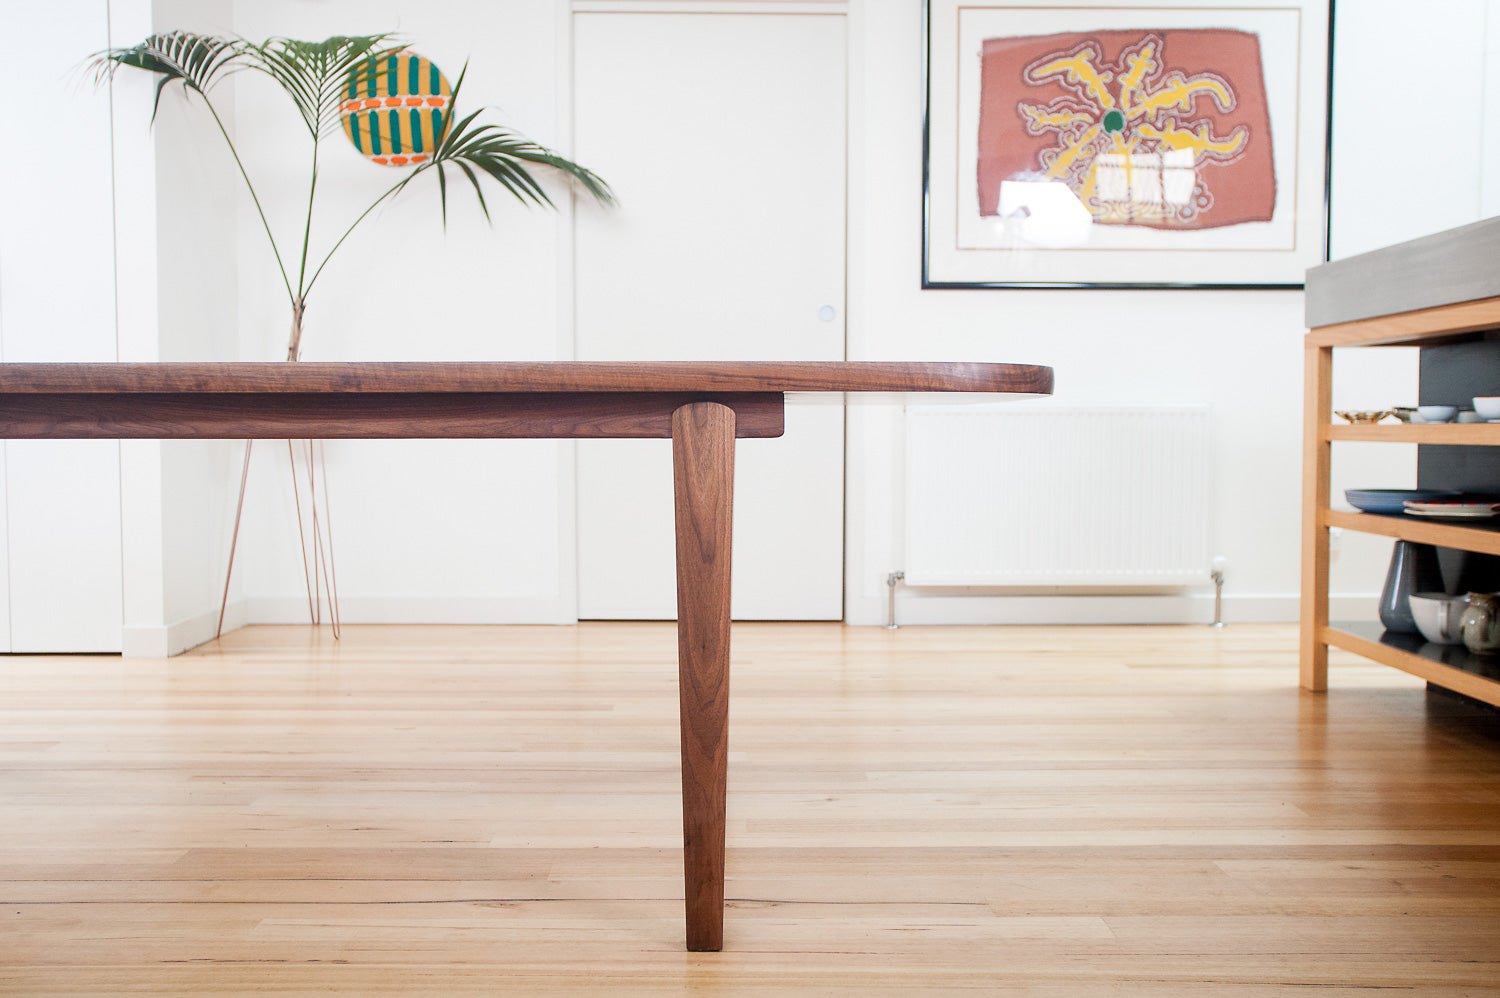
922,0,1334,289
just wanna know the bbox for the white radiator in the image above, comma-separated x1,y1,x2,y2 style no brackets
902,405,1212,587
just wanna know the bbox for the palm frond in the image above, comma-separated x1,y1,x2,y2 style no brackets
88,31,249,121
395,64,614,222
451,160,489,223
244,34,404,138
434,118,614,211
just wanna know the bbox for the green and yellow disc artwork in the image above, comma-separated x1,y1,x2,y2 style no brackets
340,51,451,166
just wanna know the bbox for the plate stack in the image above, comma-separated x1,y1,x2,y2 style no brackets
1344,489,1461,514
1402,500,1500,520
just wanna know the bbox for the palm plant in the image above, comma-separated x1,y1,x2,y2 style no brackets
91,30,613,359
92,31,613,637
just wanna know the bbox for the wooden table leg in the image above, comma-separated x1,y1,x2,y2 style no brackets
1300,343,1331,691
671,401,735,952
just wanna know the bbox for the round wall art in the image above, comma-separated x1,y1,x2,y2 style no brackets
340,50,452,166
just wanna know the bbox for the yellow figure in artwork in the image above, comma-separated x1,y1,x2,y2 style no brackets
1137,120,1247,158
1021,106,1094,132
1015,35,1250,224
1126,73,1233,120
1027,51,1116,109
1116,41,1158,112
1042,125,1103,179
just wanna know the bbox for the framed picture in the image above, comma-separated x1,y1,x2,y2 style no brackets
923,0,1332,288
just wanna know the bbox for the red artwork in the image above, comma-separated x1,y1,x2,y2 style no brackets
977,29,1275,230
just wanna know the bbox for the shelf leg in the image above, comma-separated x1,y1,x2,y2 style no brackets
1301,342,1332,691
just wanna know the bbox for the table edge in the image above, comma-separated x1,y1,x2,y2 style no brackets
0,361,1053,396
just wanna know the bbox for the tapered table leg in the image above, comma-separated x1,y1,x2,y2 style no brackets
671,401,735,952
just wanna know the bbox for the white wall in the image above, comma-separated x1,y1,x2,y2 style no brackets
212,0,1325,631
0,0,123,652
39,0,1500,648
1489,6,1500,219
1329,0,1499,259
842,0,1499,626
226,0,576,627
845,3,1303,624
1316,0,1499,624
112,0,245,656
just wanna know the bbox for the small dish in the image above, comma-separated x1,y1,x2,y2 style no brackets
1334,409,1391,424
1391,406,1418,423
1403,500,1500,519
1417,405,1458,423
1345,488,1462,514
1459,409,1487,423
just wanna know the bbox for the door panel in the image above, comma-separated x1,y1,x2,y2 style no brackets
572,11,847,619
5,442,123,652
0,0,122,651
0,444,8,652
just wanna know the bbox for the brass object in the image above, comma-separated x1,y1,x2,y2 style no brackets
1334,409,1392,424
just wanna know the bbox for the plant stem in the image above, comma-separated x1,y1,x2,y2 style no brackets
198,92,295,306
287,296,306,361
296,132,321,299
302,172,411,298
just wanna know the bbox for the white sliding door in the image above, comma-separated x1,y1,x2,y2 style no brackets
3,442,123,652
0,451,7,652
0,0,122,651
572,8,848,620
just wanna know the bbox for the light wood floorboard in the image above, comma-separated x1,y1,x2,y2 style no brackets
3,622,1499,994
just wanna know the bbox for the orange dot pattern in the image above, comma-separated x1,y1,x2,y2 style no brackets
339,50,452,167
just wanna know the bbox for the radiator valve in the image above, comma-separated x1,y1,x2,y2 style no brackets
1210,556,1228,628
886,571,905,629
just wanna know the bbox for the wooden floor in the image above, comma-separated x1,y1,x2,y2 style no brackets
3,623,1499,995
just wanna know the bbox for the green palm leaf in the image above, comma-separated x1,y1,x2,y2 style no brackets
88,31,249,122
96,31,616,338
245,34,403,139
395,64,615,223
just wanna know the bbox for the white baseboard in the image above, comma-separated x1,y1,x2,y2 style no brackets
125,596,576,657
124,592,1382,655
242,595,577,626
122,600,246,658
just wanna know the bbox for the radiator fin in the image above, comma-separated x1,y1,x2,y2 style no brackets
903,405,1212,587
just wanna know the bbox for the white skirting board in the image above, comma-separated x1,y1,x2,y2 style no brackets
241,596,577,627
122,604,231,659
123,597,577,657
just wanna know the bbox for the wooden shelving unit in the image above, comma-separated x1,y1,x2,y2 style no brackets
1301,294,1500,705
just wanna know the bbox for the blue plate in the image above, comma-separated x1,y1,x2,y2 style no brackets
1345,488,1462,514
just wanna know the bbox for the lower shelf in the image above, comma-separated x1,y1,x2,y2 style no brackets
1326,621,1500,706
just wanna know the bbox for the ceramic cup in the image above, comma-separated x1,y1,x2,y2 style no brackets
1417,405,1458,423
1408,592,1468,645
1461,593,1500,655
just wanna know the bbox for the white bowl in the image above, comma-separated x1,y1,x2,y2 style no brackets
1417,405,1458,423
1474,397,1500,420
1409,592,1467,645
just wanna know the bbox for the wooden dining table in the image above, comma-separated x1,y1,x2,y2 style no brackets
0,360,1053,951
